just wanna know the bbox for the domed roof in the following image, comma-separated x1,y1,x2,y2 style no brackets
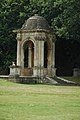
21,14,51,30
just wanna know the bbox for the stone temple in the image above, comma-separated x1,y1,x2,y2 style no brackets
9,14,56,84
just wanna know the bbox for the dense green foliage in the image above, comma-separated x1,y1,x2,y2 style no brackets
0,79,80,120
0,0,30,73
0,0,80,74
53,0,80,40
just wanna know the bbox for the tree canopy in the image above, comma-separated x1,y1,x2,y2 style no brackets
53,0,80,41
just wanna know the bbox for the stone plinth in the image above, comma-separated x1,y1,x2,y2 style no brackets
73,68,80,77
9,65,20,76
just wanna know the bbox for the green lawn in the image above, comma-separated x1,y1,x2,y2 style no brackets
63,76,80,83
0,79,80,120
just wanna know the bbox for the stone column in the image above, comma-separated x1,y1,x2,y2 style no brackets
34,45,37,66
33,42,39,77
38,41,44,76
40,41,44,67
38,41,44,66
17,40,21,66
28,47,32,68
38,41,41,66
21,46,24,68
35,40,44,67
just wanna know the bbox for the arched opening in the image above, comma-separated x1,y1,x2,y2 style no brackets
24,47,28,67
23,41,34,68
44,42,48,68
44,41,52,68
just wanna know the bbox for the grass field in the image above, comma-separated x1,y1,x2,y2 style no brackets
0,79,80,120
63,76,80,83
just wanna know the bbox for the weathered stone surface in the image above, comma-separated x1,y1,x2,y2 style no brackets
73,68,80,77
21,14,51,31
12,15,56,78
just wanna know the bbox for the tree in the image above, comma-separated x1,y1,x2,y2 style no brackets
0,0,30,74
52,0,80,41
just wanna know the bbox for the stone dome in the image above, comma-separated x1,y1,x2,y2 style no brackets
21,14,51,30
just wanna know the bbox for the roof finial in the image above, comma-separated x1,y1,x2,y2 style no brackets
34,14,38,16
